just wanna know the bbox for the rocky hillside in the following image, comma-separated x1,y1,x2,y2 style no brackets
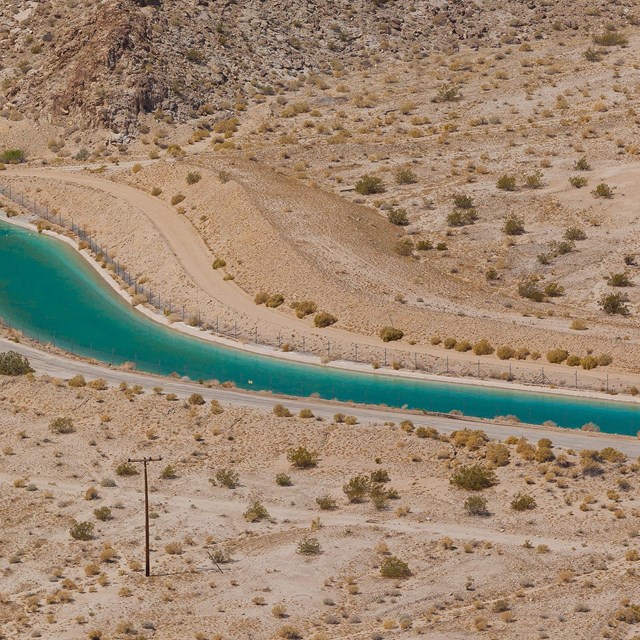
1,0,633,134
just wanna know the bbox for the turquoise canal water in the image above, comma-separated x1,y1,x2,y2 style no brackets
0,220,638,435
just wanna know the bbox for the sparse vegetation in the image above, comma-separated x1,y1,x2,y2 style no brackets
287,446,319,469
355,175,385,195
380,326,404,342
450,465,498,491
0,352,33,376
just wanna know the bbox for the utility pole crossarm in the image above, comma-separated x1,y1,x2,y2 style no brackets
128,456,163,577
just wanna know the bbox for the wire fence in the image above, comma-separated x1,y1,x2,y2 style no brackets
0,180,637,399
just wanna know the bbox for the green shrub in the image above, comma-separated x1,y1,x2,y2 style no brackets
0,149,25,164
394,238,413,256
600,447,626,463
395,167,418,184
597,353,612,366
574,156,591,171
433,84,461,103
518,278,544,302
298,408,314,419
214,467,239,488
287,446,319,468
276,473,293,486
273,403,292,418
580,355,598,370
511,493,537,511
453,194,474,209
50,417,75,434
380,326,404,342
160,464,177,479
450,464,498,491
600,292,630,315
93,506,113,521
150,186,162,196
503,213,525,235
0,351,33,376
387,208,409,226
266,294,285,308
416,239,433,251
454,340,472,352
186,171,201,185
593,183,614,198
447,208,478,227
473,339,494,356
188,393,205,405
343,475,371,503
316,495,338,510
170,193,186,206
464,495,489,516
606,272,632,287
569,176,587,188
115,462,138,477
564,226,587,241
370,469,390,483
243,500,270,522
496,174,517,191
70,521,94,540
380,555,411,578
546,348,569,364
566,355,581,366
212,258,226,269
486,443,510,467
314,312,337,327
297,537,322,555
415,426,440,439
355,175,385,195
544,282,564,297
436,242,448,251
524,171,543,189
254,291,269,304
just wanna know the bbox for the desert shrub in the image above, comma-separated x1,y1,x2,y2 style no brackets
544,282,564,297
485,267,498,280
433,84,461,103
150,186,162,196
371,469,390,483
443,337,457,349
547,348,569,364
297,537,322,555
387,208,409,226
254,291,269,304
187,393,204,406
212,258,226,269
380,326,404,342
523,171,543,189
606,272,632,287
314,312,337,327
593,31,628,46
343,475,371,503
89,378,108,390
93,507,112,521
278,625,302,639
396,167,418,184
600,292,630,315
593,183,614,198
0,351,33,376
597,353,613,366
566,355,581,367
292,300,317,318
380,555,411,578
275,473,293,486
70,521,94,541
450,465,498,491
447,208,478,227
580,355,598,370
436,242,448,250
273,403,292,418
486,443,510,467
298,408,314,419
454,340,472,352
214,468,239,488
160,465,176,479
115,462,138,477
574,156,591,170
564,226,587,241
600,447,626,463
50,417,75,434
511,493,537,511
569,176,587,188
464,495,489,516
0,149,25,164
355,175,385,195
416,426,440,439
186,171,201,185
316,495,338,510
570,319,588,330
453,194,474,209
518,278,544,302
473,339,494,356
452,429,488,450
266,294,285,308
394,238,413,256
170,193,186,206
503,213,525,235
496,174,517,191
416,239,433,250
68,375,86,387
287,446,319,469
496,346,515,360
244,500,270,522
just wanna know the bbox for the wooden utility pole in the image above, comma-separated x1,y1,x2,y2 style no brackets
128,456,162,577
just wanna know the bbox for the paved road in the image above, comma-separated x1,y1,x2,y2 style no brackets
1,336,639,455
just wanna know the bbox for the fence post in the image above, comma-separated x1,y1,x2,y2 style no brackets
354,343,358,363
